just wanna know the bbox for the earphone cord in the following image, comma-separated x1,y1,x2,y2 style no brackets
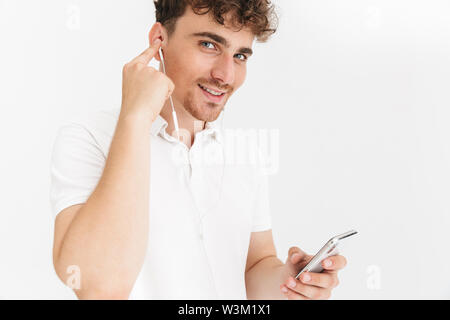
159,49,180,139
200,107,226,218
198,107,226,298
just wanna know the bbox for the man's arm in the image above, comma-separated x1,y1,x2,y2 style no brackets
52,39,174,299
53,114,152,299
245,230,347,300
245,230,286,300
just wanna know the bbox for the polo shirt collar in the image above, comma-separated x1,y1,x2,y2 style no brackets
150,114,169,137
150,115,223,144
204,118,223,144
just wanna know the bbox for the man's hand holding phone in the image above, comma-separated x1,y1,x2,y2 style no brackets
120,39,175,125
280,247,347,300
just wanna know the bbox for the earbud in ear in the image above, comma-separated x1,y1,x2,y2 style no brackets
159,47,168,75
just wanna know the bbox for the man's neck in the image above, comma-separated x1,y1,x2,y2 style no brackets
159,100,205,148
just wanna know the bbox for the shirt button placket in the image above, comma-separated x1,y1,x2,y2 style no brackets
189,145,206,241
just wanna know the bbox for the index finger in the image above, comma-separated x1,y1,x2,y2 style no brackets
130,39,162,65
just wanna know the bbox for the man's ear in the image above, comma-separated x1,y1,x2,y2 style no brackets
148,22,168,62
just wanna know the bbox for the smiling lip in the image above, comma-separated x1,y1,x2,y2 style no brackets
198,84,226,103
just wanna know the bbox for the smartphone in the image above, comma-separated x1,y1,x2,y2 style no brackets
294,230,357,279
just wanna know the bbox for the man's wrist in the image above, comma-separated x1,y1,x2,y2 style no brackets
119,107,156,128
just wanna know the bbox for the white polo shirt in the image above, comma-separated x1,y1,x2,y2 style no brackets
49,107,271,299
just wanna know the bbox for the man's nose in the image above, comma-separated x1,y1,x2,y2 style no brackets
211,54,235,86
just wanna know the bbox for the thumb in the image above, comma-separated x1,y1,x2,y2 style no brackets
284,246,313,277
286,246,311,265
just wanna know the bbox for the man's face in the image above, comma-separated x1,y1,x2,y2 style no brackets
162,7,255,122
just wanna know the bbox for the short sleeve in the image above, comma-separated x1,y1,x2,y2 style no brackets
251,172,272,232
49,123,106,218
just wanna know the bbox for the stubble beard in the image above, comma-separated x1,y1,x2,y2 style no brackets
182,89,226,122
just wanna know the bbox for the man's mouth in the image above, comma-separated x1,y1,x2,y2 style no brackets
198,83,226,103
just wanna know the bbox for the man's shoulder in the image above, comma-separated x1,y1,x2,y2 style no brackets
57,107,121,157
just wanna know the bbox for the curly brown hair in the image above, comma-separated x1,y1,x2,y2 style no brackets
154,0,278,43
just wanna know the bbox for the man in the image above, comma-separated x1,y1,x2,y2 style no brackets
50,0,347,299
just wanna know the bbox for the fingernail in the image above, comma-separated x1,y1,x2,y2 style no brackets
324,259,332,267
281,286,288,293
291,253,300,263
288,279,296,288
302,273,311,282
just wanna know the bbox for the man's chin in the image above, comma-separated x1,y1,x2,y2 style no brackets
189,103,224,123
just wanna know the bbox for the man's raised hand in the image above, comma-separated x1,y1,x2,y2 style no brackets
120,39,175,124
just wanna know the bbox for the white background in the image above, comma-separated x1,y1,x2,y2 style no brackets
1,0,449,299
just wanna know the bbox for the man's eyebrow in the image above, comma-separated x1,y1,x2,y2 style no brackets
191,32,253,56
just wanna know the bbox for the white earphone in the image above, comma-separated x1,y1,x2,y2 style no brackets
158,46,180,140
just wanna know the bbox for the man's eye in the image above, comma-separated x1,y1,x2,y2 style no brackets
235,53,248,61
200,41,215,49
